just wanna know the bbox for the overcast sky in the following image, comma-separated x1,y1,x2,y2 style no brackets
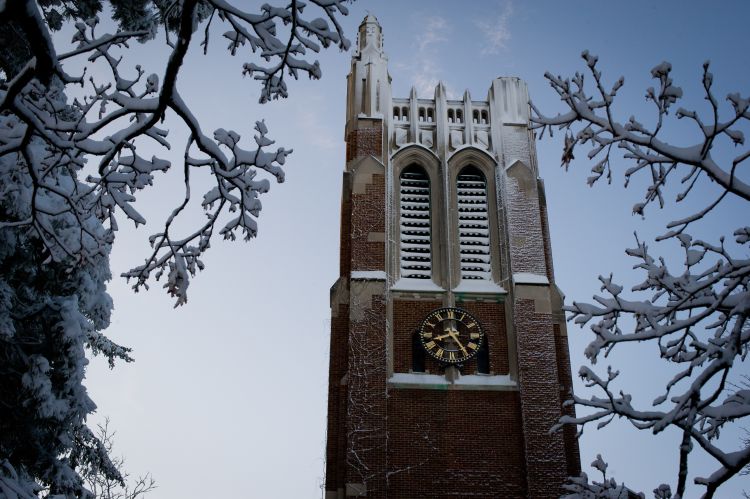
62,1,750,497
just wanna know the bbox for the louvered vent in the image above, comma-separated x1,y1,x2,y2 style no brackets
457,167,491,280
400,167,431,279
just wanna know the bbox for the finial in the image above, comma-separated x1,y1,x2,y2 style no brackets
361,11,380,25
435,80,446,99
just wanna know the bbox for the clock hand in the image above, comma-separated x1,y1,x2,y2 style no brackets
447,329,469,357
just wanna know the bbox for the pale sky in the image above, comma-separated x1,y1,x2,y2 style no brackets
63,1,750,497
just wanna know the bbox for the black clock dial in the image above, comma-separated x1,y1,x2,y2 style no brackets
418,307,484,364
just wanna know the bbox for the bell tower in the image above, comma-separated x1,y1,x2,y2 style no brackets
325,15,580,498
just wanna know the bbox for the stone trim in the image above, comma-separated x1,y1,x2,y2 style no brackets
388,372,517,391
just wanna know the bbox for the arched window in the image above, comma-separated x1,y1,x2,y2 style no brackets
411,331,426,372
376,80,380,112
393,107,401,121
456,166,491,280
399,166,432,280
361,78,366,113
447,109,455,123
477,336,490,374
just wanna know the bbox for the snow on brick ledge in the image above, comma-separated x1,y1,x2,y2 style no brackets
350,271,387,280
391,278,444,292
512,273,549,285
388,372,517,391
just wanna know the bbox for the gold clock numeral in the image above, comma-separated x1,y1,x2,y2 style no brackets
420,308,483,363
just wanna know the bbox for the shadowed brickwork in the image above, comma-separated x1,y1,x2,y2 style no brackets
514,298,569,496
350,173,385,271
386,390,527,498
346,126,383,162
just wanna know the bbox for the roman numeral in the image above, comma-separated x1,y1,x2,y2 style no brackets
446,310,455,320
448,351,456,361
421,331,433,339
435,348,444,358
468,342,478,350
425,341,436,350
467,321,477,329
470,332,481,339
434,313,443,321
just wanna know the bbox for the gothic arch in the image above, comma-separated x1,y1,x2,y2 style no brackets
447,145,496,169
391,142,440,170
398,165,432,280
447,148,502,286
391,144,442,284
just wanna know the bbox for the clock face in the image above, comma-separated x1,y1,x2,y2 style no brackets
418,307,484,364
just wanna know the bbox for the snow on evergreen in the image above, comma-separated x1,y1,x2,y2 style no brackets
0,0,352,495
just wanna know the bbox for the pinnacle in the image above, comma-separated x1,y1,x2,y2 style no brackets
361,12,380,26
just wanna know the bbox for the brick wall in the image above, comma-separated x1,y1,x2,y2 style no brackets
325,302,350,493
346,126,383,162
346,294,388,496
339,175,352,278
514,297,569,497
386,389,527,498
350,173,385,271
554,324,581,478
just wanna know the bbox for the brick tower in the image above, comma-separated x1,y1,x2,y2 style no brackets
324,15,580,498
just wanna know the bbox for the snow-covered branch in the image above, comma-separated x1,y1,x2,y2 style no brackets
0,0,353,495
1,0,352,304
537,54,749,498
532,52,750,216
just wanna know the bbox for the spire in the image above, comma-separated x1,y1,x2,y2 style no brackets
356,13,384,56
345,14,391,138
435,80,447,99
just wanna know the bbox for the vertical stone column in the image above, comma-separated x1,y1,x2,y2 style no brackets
325,282,349,498
344,157,388,497
513,289,568,497
491,77,571,496
345,281,387,498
